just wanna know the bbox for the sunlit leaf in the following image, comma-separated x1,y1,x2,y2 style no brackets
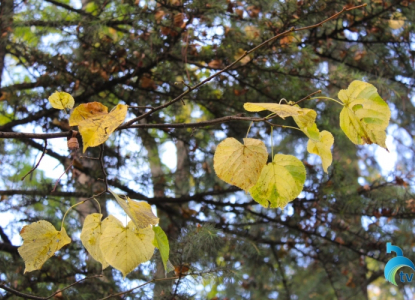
48,91,74,110
292,107,320,140
78,104,128,152
214,138,268,191
244,103,303,119
153,226,174,275
109,188,159,229
307,130,334,173
18,220,71,273
388,12,406,30
100,215,155,278
292,107,333,172
249,154,306,209
69,102,108,126
80,213,109,269
338,81,390,150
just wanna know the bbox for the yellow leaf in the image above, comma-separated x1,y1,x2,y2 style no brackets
244,103,304,119
292,107,320,140
244,26,260,40
100,215,155,278
307,130,334,173
213,138,268,191
338,81,391,149
292,106,333,172
109,188,159,229
249,154,306,209
69,102,108,126
78,104,128,152
18,221,71,273
388,12,406,30
48,91,74,110
80,213,109,269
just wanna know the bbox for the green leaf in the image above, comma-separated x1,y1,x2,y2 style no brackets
338,80,391,149
307,130,334,173
249,154,306,209
152,226,174,275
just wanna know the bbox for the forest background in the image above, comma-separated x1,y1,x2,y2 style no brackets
0,0,414,299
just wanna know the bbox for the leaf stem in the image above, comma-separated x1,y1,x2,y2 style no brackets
281,125,304,132
93,198,101,215
271,126,274,162
245,121,253,138
310,96,344,106
60,200,88,231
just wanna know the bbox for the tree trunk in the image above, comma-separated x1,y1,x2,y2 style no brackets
0,0,14,90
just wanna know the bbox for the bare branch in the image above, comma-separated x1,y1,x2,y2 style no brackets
0,131,69,139
293,90,322,105
98,145,109,192
21,140,48,181
45,275,103,300
98,276,180,300
0,275,103,300
121,4,367,128
0,190,89,197
51,159,74,192
0,283,45,300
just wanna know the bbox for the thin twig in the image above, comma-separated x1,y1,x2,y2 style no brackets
79,155,100,160
98,268,225,300
2,91,322,141
271,247,291,300
0,275,103,300
98,276,180,300
45,275,103,299
0,131,69,139
293,90,322,105
98,145,109,192
0,5,367,142
128,106,155,109
21,139,48,181
51,158,74,192
182,31,192,84
120,4,367,129
0,283,45,300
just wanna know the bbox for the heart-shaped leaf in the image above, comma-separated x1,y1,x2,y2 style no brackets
214,138,268,191
18,221,71,273
100,215,155,278
249,154,306,209
338,81,390,149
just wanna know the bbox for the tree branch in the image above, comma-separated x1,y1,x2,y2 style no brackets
121,3,367,128
21,140,48,181
0,275,103,300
